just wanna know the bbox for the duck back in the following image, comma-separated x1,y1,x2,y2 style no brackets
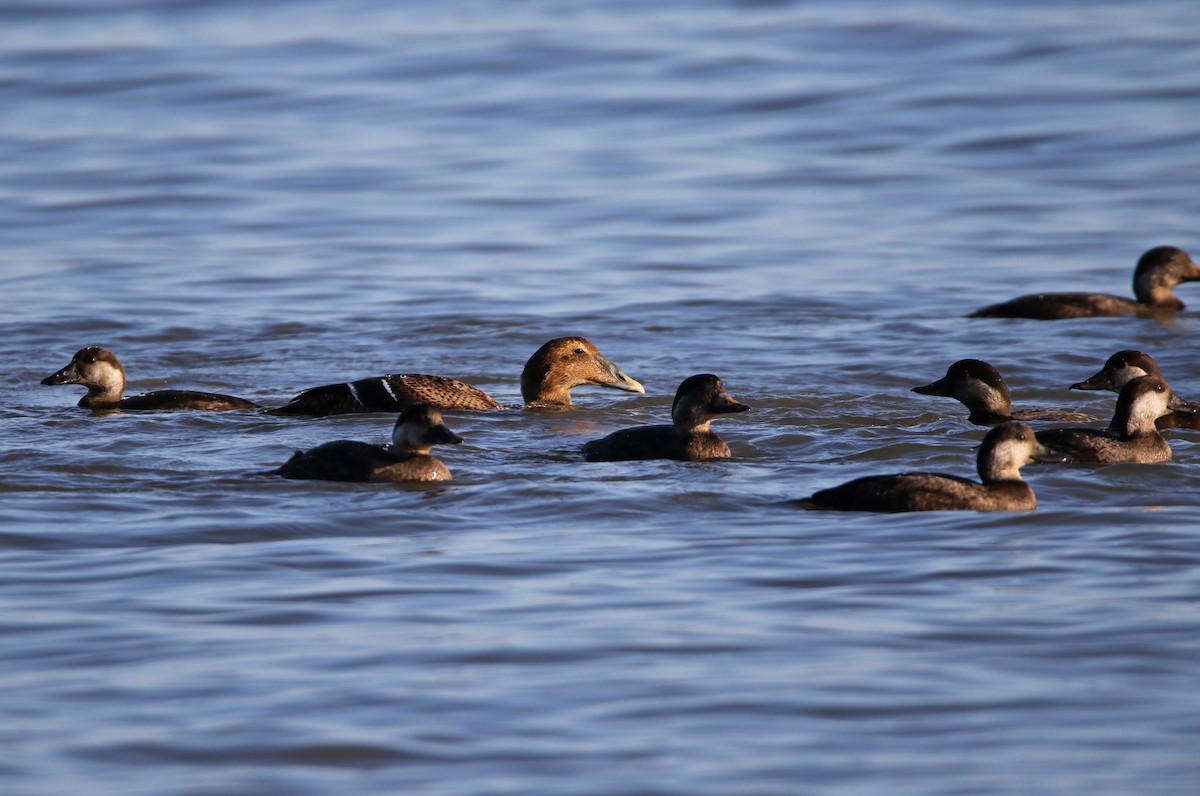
277,440,403,481
969,293,1137,320
1034,428,1171,463
809,473,1035,513
115,390,258,411
583,425,732,462
268,374,501,416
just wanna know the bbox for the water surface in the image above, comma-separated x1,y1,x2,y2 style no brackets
3,1,1200,793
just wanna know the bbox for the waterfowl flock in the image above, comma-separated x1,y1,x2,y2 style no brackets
37,245,1200,512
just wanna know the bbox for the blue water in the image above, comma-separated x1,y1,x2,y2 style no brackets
3,1,1200,793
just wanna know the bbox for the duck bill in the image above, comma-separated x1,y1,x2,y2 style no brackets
1069,370,1115,391
595,354,645,394
911,377,950,396
712,397,751,414
1165,392,1195,413
41,361,82,386
427,425,464,446
1030,440,1069,463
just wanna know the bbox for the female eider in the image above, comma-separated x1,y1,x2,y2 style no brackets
1070,349,1200,430
273,403,463,482
1037,375,1174,463
267,337,644,416
41,346,258,411
803,421,1048,513
969,246,1200,319
583,374,749,462
912,359,1095,425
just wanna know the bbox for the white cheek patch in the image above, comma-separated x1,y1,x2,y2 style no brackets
980,439,1026,480
993,445,1021,476
963,381,1005,410
93,362,124,391
1116,365,1148,385
1130,391,1169,427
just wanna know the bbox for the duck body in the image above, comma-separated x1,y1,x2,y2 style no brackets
968,246,1200,320
809,471,1036,513
108,390,259,411
275,403,462,482
267,337,643,417
805,422,1046,513
969,293,1139,320
1035,427,1172,464
1037,375,1174,463
267,373,501,417
913,358,1095,425
583,374,749,462
41,346,258,411
583,425,734,462
276,440,452,482
1071,349,1200,430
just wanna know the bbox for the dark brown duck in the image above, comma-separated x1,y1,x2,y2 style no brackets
582,374,749,462
1070,349,1200,430
913,358,1095,425
41,346,258,411
273,403,463,482
1037,375,1175,463
804,421,1048,513
969,246,1200,320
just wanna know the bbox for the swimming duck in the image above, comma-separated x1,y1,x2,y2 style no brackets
267,337,644,416
1036,375,1174,463
968,246,1200,319
912,359,1096,425
1069,349,1200,429
274,403,463,482
804,421,1048,512
41,346,258,411
582,374,750,461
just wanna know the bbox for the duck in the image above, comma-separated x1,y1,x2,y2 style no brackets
266,337,644,416
1069,349,1200,430
41,346,258,411
582,374,750,461
803,421,1048,512
1036,375,1174,463
912,359,1096,425
273,403,463,482
968,246,1200,319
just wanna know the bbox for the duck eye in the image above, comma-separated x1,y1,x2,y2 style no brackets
574,347,586,355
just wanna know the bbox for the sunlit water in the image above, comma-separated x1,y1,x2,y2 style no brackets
2,1,1200,793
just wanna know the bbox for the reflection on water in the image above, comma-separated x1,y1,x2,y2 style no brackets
2,1,1200,794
